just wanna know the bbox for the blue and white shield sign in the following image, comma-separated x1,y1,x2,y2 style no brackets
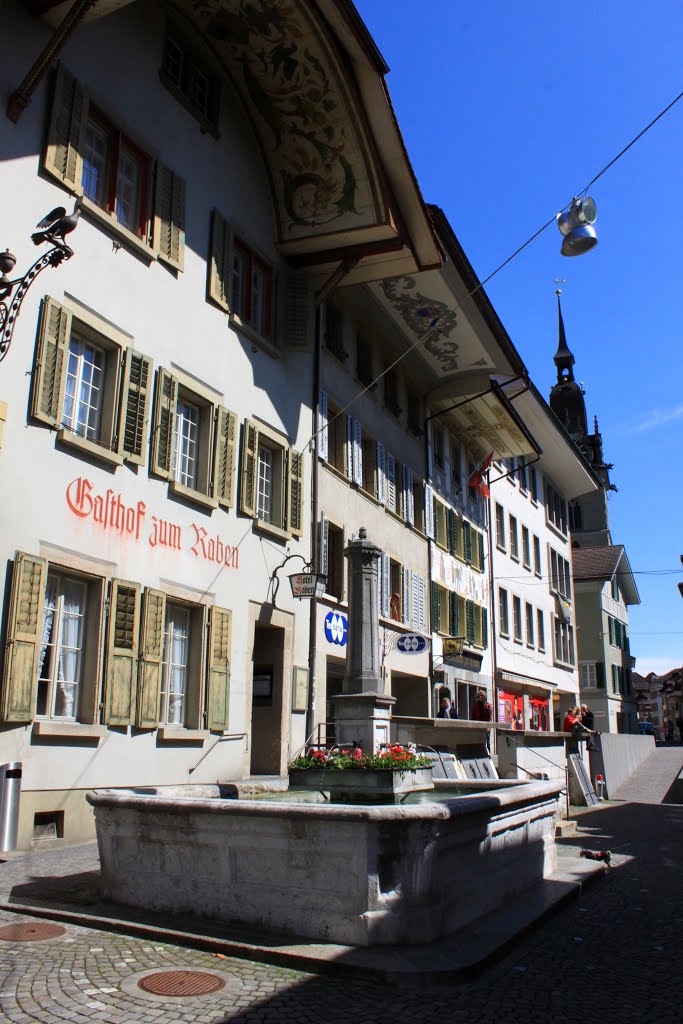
324,611,348,646
396,634,427,655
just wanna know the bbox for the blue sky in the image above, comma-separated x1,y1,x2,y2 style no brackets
357,0,683,676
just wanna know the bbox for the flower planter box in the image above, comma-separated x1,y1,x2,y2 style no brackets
288,766,434,801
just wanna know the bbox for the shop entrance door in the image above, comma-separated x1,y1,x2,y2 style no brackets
249,624,285,775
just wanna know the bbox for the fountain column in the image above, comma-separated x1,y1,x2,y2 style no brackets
333,528,395,753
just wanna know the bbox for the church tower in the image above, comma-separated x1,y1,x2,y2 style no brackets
549,289,614,546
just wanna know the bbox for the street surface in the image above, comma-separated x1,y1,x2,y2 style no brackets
1,745,681,1024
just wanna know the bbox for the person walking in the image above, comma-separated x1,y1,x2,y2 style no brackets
676,715,683,743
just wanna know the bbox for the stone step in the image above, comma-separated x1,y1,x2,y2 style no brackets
555,818,578,838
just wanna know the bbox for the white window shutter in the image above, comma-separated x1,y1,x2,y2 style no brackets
417,574,426,632
346,415,354,480
318,390,328,462
402,565,411,626
376,441,386,504
319,513,329,576
425,483,435,539
403,465,414,525
380,552,390,617
411,571,419,631
386,452,396,512
353,418,363,486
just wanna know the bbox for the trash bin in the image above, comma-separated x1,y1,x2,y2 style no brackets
0,762,22,852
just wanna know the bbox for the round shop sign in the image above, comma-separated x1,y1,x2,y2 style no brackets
324,611,348,646
396,634,428,654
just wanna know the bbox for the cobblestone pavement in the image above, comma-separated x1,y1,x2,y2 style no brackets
1,746,681,1024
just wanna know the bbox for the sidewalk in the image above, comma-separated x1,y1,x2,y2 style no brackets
1,744,682,1023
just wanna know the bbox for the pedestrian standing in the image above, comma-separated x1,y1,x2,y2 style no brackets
666,720,675,742
676,715,683,743
437,696,458,719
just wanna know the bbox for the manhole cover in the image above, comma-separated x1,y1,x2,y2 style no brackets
138,970,225,997
0,921,67,942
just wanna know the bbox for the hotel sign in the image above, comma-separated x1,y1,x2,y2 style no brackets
65,476,239,569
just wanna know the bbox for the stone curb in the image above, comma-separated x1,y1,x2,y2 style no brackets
0,858,607,982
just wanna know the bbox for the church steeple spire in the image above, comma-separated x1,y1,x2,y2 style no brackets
548,288,587,440
554,288,575,383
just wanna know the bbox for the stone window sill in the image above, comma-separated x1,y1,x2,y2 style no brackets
57,429,124,467
157,728,206,743
32,721,105,739
80,196,158,262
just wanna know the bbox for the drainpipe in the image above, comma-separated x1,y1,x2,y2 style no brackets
305,303,323,743
7,0,100,122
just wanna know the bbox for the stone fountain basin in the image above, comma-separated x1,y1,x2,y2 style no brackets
87,779,563,947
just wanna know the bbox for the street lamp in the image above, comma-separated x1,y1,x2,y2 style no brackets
556,196,598,257
0,203,79,364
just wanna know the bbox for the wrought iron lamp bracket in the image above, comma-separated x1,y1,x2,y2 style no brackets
0,243,73,364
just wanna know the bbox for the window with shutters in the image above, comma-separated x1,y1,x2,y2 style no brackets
498,588,509,636
231,237,273,340
30,296,152,469
160,602,191,725
509,515,519,561
533,534,542,577
525,602,535,647
326,522,345,600
323,303,349,363
513,596,522,642
412,477,425,533
553,617,575,667
522,526,531,569
384,368,402,419
548,546,572,600
450,438,462,493
433,424,445,470
356,336,375,390
151,368,237,511
1,553,104,725
36,569,102,722
545,480,569,536
537,608,545,652
239,419,304,540
361,430,379,496
44,64,185,267
389,560,402,621
160,24,220,133
406,391,422,437
208,211,302,354
435,499,448,549
495,503,506,551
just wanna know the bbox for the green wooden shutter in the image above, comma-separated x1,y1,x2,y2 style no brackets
150,368,177,480
446,508,457,555
1,552,47,722
104,579,141,726
44,63,87,191
212,406,238,509
240,419,259,517
478,531,485,570
482,607,488,649
31,297,71,427
595,661,606,689
449,591,459,637
463,521,473,564
466,600,476,644
279,271,315,350
135,588,165,729
208,209,233,310
431,582,441,633
118,349,152,465
206,606,232,731
287,448,304,537
153,162,186,272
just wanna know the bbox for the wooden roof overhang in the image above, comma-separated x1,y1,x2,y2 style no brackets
21,0,440,285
